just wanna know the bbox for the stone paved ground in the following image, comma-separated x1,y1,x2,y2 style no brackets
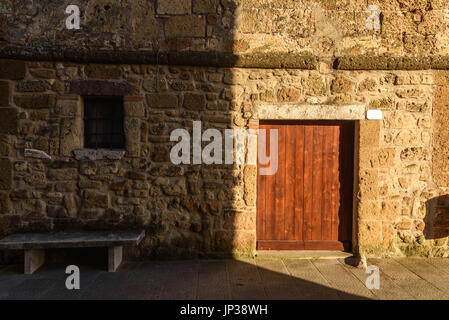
1,258,449,300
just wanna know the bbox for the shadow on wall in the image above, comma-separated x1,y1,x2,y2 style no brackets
424,195,449,243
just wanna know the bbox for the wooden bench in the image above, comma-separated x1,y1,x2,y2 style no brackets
0,230,145,274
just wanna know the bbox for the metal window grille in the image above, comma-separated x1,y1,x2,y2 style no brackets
84,97,125,149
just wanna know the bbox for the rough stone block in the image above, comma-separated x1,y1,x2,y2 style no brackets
0,59,26,80
302,74,327,96
183,93,206,111
358,201,381,220
0,136,12,157
124,118,141,157
359,120,380,148
0,108,18,134
124,100,145,117
278,87,301,102
0,191,12,214
0,159,12,190
157,0,191,14
193,0,217,13
85,65,123,79
331,76,355,94
16,80,50,93
14,94,55,109
146,93,178,108
359,169,379,201
83,190,110,209
130,0,158,40
244,165,257,206
55,97,82,117
60,117,82,157
29,69,56,79
70,81,132,96
358,220,382,247
0,80,12,106
48,168,78,181
165,16,206,38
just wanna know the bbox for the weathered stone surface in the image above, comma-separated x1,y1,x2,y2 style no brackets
255,104,365,120
16,80,49,92
163,179,187,196
0,80,12,106
48,168,77,181
359,170,379,201
0,136,12,157
47,205,68,218
55,98,82,117
14,94,55,109
74,149,125,160
70,80,132,96
193,0,217,13
85,65,123,79
158,0,191,14
0,107,18,134
0,3,446,261
0,159,12,190
60,117,82,157
183,93,206,111
433,85,449,187
244,166,257,206
147,93,178,109
331,77,355,94
83,190,110,209
29,68,56,79
0,59,26,80
165,16,206,38
358,221,382,247
24,149,51,160
359,120,380,148
124,100,145,117
124,118,141,157
130,0,158,40
0,191,12,214
277,87,301,102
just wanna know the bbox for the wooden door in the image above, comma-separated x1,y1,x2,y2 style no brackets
257,121,354,251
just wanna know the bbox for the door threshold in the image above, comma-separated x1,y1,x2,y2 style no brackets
255,250,354,260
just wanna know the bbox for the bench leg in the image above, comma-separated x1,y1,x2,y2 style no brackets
24,249,45,274
108,246,123,272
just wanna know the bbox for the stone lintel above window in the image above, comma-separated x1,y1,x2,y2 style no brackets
70,80,133,97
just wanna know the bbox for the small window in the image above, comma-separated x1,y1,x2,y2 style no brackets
84,97,125,149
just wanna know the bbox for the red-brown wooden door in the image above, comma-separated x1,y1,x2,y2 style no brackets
257,121,354,251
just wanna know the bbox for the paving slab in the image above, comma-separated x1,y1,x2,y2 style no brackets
227,258,267,299
369,258,446,300
393,258,449,297
311,259,375,299
338,259,413,300
197,260,230,300
283,259,340,299
159,260,199,300
1,258,449,300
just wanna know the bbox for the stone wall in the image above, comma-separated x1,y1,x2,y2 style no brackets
1,0,449,259
2,0,449,60
0,57,447,258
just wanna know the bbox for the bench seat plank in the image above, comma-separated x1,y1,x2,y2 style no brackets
0,230,145,250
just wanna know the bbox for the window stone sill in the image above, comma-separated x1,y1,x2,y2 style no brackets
73,149,126,160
